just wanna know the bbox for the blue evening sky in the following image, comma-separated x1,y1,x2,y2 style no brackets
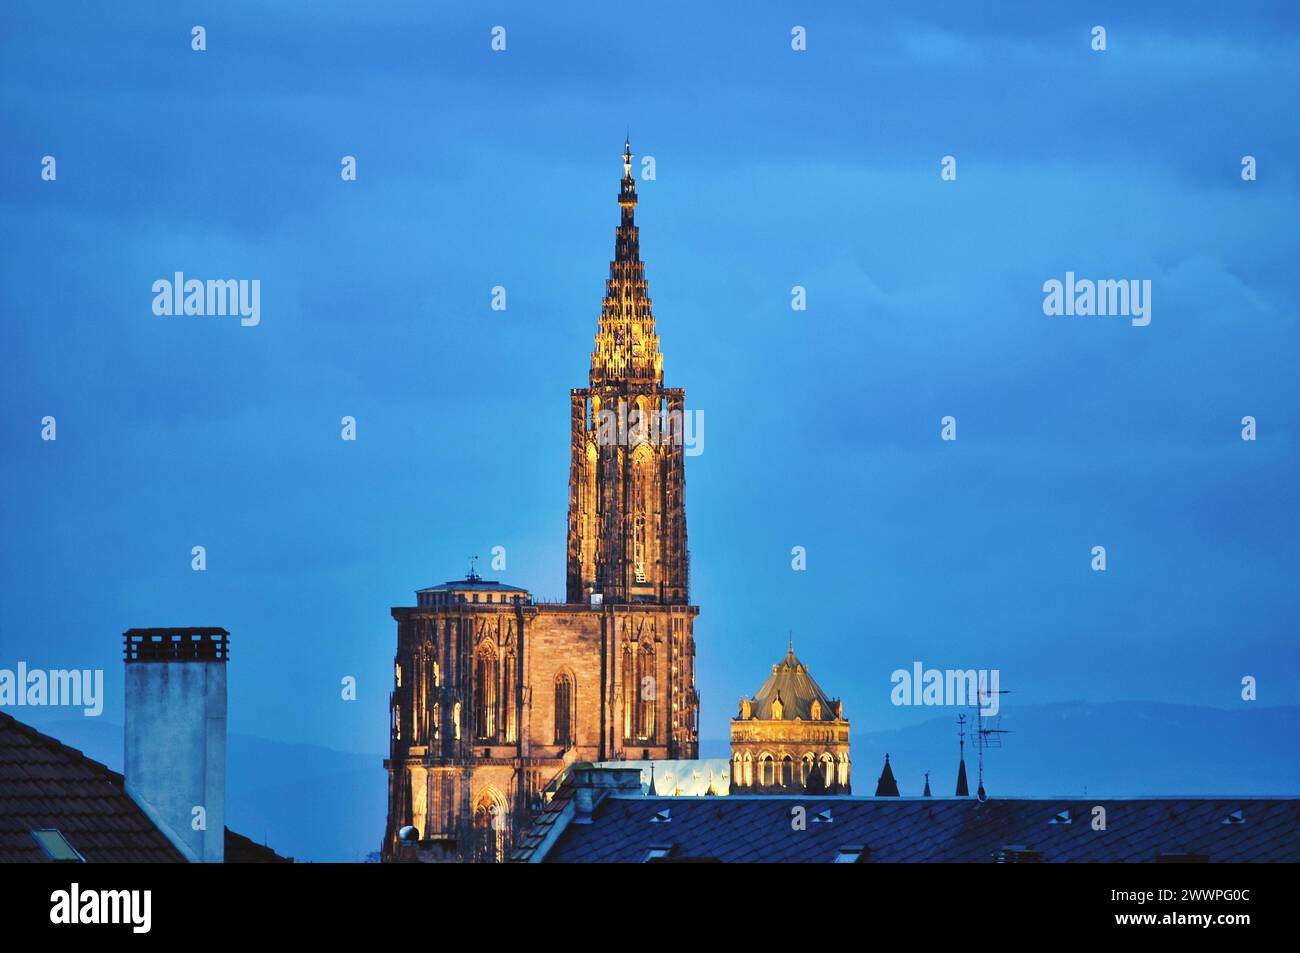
2,1,1297,756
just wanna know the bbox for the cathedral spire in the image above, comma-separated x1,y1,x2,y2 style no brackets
618,138,636,219
568,142,690,608
591,139,662,386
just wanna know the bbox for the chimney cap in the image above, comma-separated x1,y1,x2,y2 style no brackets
123,628,229,663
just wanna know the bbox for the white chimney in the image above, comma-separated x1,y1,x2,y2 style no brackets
123,628,227,863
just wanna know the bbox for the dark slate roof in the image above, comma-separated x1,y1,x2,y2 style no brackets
224,828,293,864
0,711,183,863
541,794,1300,863
0,711,289,863
510,776,579,862
742,648,840,721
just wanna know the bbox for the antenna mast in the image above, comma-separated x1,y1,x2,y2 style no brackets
971,685,1011,800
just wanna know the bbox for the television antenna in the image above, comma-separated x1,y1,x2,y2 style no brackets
971,685,1011,800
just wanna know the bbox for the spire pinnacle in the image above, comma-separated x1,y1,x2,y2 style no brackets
618,140,638,212
956,713,969,796
875,752,900,797
590,141,660,385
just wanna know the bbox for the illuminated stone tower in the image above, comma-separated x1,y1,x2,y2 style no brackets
383,144,699,863
567,141,689,606
730,643,851,794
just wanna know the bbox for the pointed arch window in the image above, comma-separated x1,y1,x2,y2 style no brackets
472,789,507,864
621,642,658,744
474,644,498,740
622,646,635,740
501,653,516,744
635,643,656,742
631,444,655,583
554,673,574,745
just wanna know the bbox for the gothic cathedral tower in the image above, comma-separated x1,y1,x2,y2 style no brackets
567,142,689,606
384,144,698,862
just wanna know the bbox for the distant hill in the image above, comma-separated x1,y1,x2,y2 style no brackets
702,701,1300,798
18,700,1298,861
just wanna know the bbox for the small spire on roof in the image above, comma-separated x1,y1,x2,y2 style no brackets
956,714,969,796
875,753,900,797
923,771,932,797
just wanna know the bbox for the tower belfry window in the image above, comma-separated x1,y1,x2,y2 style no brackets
501,654,517,744
554,674,573,745
474,646,498,740
625,643,656,743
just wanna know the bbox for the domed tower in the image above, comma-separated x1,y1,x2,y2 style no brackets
730,643,851,794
